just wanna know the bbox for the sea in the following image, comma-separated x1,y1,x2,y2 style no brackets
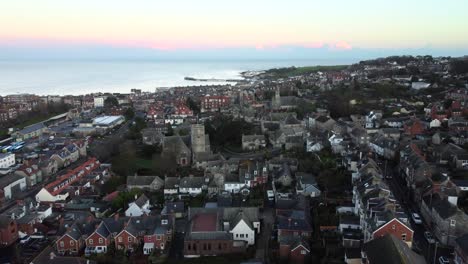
0,59,357,96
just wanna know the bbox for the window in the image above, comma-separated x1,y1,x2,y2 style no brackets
98,238,103,244
118,237,122,242
193,244,197,250
89,239,93,245
188,244,191,250
218,243,221,250
156,235,161,240
70,240,74,246
236,234,239,238
203,244,207,250
128,237,132,242
208,244,211,250
301,250,307,255
60,241,64,247
245,234,248,238
240,234,244,238
401,234,407,241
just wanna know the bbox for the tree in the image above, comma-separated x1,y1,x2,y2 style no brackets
111,141,137,176
141,144,161,159
124,108,135,120
151,153,177,176
165,123,174,136
104,96,119,108
186,97,200,114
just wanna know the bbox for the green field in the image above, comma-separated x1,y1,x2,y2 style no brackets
265,65,348,78
135,158,153,169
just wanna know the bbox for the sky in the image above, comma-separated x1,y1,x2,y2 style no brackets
1,0,467,60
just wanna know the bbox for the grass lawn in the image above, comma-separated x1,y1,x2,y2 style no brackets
266,65,349,78
135,158,153,169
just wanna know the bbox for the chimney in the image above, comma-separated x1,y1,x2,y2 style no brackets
288,218,292,228
134,194,138,201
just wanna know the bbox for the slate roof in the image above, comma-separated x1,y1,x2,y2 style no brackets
423,193,458,219
179,176,205,189
127,175,163,186
223,207,259,230
162,201,185,215
163,177,179,189
134,194,149,208
0,215,13,228
17,122,46,135
95,222,111,238
0,173,24,189
363,234,425,264
277,210,312,232
455,234,468,256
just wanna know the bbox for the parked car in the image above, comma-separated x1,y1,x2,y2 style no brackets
412,213,422,224
424,231,435,244
267,190,275,201
438,256,450,264
30,232,45,239
19,236,31,244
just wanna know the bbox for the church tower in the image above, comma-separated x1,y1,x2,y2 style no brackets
191,124,206,153
273,87,281,109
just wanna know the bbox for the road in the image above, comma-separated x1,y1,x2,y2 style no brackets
375,157,453,263
255,206,274,263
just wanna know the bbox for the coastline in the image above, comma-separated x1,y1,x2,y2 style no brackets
0,59,354,96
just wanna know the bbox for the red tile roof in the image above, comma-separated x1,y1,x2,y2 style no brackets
192,213,217,232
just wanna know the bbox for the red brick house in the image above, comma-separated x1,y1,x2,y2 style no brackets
404,118,425,136
114,220,139,252
85,222,111,254
143,217,172,255
279,236,310,264
371,218,414,247
184,208,248,257
56,224,85,255
0,215,18,248
201,95,230,112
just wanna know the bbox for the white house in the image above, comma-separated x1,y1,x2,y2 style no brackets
178,176,204,196
224,181,247,194
93,96,105,108
329,134,344,146
0,153,15,169
306,138,324,152
0,174,27,200
224,207,260,246
430,119,442,128
164,177,179,196
35,187,69,202
125,194,151,217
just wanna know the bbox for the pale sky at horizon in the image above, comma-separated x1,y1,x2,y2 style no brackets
1,0,468,57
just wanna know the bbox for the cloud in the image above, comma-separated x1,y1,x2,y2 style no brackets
332,41,352,50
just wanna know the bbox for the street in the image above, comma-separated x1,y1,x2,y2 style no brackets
377,157,453,264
